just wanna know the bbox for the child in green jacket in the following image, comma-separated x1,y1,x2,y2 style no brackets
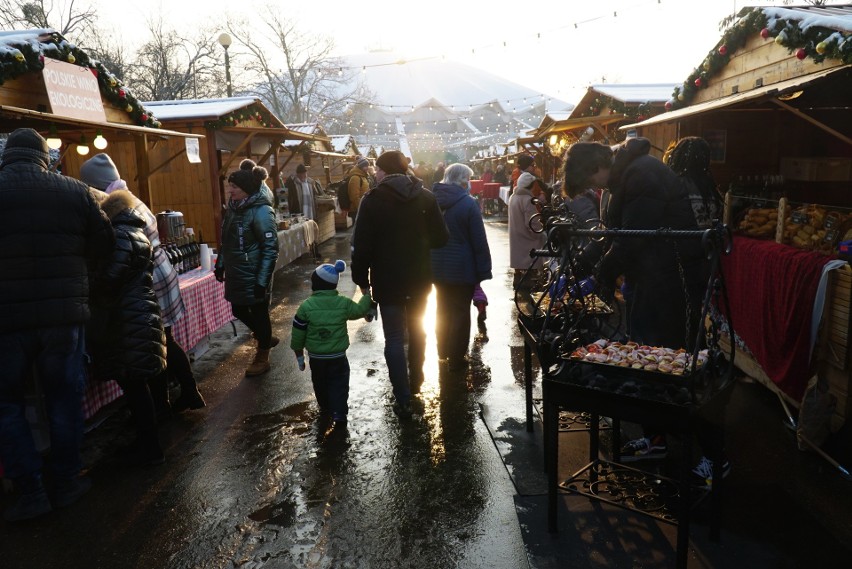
291,260,372,424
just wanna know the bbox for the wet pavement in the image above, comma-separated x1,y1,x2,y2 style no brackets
2,220,852,568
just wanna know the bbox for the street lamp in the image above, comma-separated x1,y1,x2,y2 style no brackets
218,32,233,97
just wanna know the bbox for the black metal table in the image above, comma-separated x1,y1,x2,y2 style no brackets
543,362,732,569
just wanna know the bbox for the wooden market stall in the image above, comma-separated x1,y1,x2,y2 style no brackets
141,97,328,247
279,124,352,239
0,30,236,430
534,84,676,157
0,30,204,205
620,5,852,435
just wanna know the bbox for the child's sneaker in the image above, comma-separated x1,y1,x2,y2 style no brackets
690,456,731,490
619,435,668,462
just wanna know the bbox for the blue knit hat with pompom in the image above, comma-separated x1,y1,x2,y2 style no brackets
312,259,346,290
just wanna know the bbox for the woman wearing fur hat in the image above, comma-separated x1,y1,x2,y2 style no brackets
215,164,280,376
80,153,205,415
90,189,167,465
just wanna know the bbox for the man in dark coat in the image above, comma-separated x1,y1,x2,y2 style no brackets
351,150,449,419
0,128,114,522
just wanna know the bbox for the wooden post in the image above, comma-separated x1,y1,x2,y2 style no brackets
205,126,224,244
134,134,151,207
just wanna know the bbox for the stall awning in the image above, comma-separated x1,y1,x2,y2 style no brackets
0,105,203,139
311,149,350,158
620,64,852,130
535,115,627,139
218,126,328,143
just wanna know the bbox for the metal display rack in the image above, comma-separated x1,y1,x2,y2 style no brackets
518,214,736,569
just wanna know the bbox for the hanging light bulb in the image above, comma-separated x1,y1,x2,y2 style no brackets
76,135,90,156
93,130,108,150
46,124,62,150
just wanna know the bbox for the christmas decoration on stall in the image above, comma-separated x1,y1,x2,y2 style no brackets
0,30,160,128
668,7,852,112
204,105,279,130
580,95,656,121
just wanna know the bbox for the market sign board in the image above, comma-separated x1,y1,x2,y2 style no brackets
42,58,107,122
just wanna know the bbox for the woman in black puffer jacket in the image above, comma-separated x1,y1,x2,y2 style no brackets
91,189,166,465
214,164,279,377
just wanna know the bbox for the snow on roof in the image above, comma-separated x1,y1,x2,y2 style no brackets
762,5,852,34
330,135,353,153
141,97,259,120
590,84,680,103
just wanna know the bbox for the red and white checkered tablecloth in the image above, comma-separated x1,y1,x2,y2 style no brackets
82,268,232,419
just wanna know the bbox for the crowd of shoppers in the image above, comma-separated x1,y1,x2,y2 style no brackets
1,132,728,524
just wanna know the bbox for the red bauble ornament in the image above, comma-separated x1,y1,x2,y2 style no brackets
795,48,807,60
118,88,126,98
664,101,672,111
141,113,148,122
760,28,770,39
718,45,727,56
694,77,703,88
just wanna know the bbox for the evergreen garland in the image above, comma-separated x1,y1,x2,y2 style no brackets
204,106,278,129
669,7,851,112
0,30,159,127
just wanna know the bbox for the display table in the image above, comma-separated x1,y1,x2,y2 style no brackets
315,200,336,243
719,236,851,426
499,185,511,205
469,179,485,195
82,268,232,419
542,364,729,569
275,220,312,271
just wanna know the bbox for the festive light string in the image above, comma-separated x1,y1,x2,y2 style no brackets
318,0,669,101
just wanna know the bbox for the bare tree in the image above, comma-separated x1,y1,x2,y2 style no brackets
82,27,129,82
0,0,96,40
125,17,225,101
227,9,374,126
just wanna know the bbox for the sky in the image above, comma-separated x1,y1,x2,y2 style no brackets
97,0,791,108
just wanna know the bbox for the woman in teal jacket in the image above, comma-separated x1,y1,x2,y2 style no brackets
215,164,280,376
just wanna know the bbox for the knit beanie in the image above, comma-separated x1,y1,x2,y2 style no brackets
2,128,50,168
516,171,535,191
355,156,369,170
228,165,268,195
80,153,121,191
376,150,408,175
311,259,346,290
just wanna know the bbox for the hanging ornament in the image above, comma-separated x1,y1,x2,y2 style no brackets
775,32,787,46
664,101,672,111
67,53,75,64
13,50,24,62
795,48,807,60
760,28,770,40
703,61,711,72
109,77,117,87
816,41,828,55
141,113,148,122
125,104,133,113
38,54,44,63
118,88,126,99
718,45,728,56
677,92,685,101
694,77,703,88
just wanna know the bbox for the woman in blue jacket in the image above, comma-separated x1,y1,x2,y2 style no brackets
215,164,280,376
431,163,493,371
